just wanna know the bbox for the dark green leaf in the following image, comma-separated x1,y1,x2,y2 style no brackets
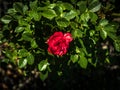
23,5,28,14
78,39,88,55
40,71,48,81
79,55,88,69
107,32,117,40
13,2,23,13
89,12,98,23
42,9,56,20
63,10,77,20
30,0,38,10
54,6,63,16
72,29,83,38
20,31,32,41
56,18,69,27
27,53,34,65
77,1,87,13
104,25,116,33
4,50,12,59
114,40,120,52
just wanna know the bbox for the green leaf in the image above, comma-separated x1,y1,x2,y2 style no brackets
75,47,81,53
18,18,28,26
47,4,56,9
89,0,101,12
79,55,88,69
62,3,73,10
20,31,32,41
80,12,90,22
13,2,23,13
100,29,107,40
54,6,63,16
31,39,38,48
114,40,120,52
18,49,28,57
30,0,38,10
4,49,12,59
63,10,77,20
104,25,116,33
27,53,34,65
56,18,69,27
38,60,49,71
23,5,28,14
29,11,41,21
99,19,108,26
18,58,27,68
7,8,17,14
42,9,56,20
70,54,79,63
40,71,48,81
1,15,12,24
89,30,95,36
15,26,24,33
89,12,98,23
77,1,87,13
78,39,88,55
72,29,83,38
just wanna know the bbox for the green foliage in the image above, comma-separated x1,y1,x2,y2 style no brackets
0,0,120,81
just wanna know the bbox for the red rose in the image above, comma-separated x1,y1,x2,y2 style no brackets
47,31,73,56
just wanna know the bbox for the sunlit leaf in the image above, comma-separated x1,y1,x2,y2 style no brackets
1,15,12,24
99,19,108,26
100,29,107,40
89,0,101,12
38,60,49,71
70,54,79,63
18,58,27,68
15,26,24,33
29,10,41,21
62,3,73,10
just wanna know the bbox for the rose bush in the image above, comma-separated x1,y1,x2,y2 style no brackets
0,0,120,81
47,32,73,56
